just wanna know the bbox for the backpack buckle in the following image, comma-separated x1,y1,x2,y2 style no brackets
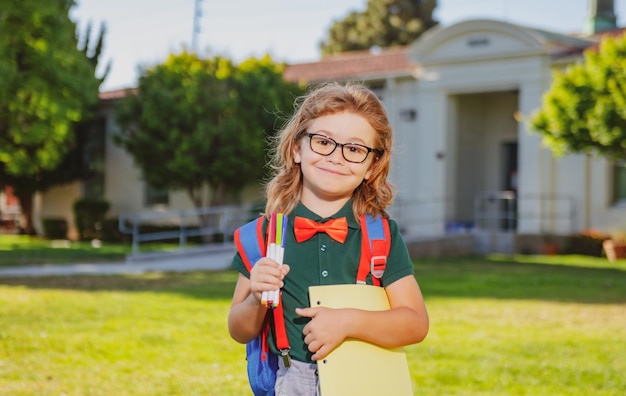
370,255,386,278
281,349,291,368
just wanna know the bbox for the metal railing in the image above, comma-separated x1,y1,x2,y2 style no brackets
392,192,575,236
118,192,575,257
118,205,260,255
473,191,575,234
389,197,451,237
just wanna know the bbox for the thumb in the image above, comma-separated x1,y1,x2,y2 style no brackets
295,307,317,318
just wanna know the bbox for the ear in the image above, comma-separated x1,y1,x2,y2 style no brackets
293,144,302,164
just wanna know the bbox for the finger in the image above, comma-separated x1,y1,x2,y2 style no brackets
254,257,281,271
311,345,326,361
295,307,316,318
306,339,321,353
251,265,284,284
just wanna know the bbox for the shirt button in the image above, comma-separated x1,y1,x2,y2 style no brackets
321,270,329,277
320,245,327,252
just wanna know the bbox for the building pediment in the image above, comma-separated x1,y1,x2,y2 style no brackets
409,19,594,66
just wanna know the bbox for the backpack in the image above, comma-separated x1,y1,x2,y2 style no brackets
233,214,391,396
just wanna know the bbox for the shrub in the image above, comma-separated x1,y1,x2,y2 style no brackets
73,198,111,241
564,229,610,257
101,217,131,244
41,218,68,240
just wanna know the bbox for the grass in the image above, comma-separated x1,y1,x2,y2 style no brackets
0,235,195,268
412,255,626,395
0,236,625,395
0,235,128,267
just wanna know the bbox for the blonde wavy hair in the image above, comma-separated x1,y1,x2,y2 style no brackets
264,82,394,221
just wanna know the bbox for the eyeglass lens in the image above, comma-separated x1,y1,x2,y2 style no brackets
308,133,372,163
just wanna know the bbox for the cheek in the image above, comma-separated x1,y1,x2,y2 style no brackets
363,160,376,180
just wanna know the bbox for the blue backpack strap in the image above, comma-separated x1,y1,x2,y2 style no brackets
357,214,391,286
234,216,266,272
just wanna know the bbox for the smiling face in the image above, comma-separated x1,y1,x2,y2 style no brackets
294,111,378,216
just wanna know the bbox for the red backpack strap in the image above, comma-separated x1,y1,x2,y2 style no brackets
234,215,291,365
357,214,391,286
272,292,291,367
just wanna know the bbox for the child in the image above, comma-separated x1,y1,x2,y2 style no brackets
228,82,429,395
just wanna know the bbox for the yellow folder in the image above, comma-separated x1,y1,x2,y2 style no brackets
308,284,413,396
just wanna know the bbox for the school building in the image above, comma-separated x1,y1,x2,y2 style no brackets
9,3,626,253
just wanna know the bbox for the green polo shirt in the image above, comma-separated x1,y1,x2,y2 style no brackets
231,200,415,363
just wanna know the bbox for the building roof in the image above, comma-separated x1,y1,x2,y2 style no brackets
586,27,626,50
283,46,415,84
99,88,136,102
99,25,626,100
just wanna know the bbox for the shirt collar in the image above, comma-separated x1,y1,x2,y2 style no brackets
293,200,359,230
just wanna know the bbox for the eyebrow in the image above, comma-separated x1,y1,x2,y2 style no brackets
310,130,372,146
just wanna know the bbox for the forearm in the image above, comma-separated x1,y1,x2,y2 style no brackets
344,306,428,348
228,289,267,344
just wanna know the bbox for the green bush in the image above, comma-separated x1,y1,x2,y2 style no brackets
73,198,111,241
41,218,68,240
564,230,609,257
101,217,131,244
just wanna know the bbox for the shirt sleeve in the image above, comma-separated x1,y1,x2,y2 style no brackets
230,251,250,278
380,219,415,287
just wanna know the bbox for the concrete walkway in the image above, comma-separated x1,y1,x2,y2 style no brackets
0,247,235,278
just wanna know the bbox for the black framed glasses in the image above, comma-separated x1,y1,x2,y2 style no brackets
305,133,382,163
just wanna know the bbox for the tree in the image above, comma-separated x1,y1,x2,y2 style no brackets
320,0,438,56
530,32,626,161
78,21,111,86
0,0,102,234
114,52,302,211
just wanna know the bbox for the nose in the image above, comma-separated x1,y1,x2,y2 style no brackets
327,144,345,163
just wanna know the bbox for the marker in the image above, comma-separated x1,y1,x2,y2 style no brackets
261,213,278,307
261,212,287,309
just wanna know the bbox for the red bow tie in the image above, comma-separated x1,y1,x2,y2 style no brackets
294,216,348,243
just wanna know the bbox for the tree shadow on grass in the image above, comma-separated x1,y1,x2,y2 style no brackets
0,270,239,300
0,256,625,304
416,256,626,304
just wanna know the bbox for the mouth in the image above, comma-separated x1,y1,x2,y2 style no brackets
317,166,345,176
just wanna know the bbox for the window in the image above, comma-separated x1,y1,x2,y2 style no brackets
82,118,106,199
613,161,626,204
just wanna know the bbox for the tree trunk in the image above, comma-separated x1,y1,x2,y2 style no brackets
210,183,226,207
13,189,36,235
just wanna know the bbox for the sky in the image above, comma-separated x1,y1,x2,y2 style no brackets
70,0,626,92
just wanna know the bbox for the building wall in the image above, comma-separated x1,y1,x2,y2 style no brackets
397,19,626,237
35,182,81,239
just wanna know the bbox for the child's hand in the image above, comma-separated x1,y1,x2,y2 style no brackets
296,307,348,361
249,258,289,303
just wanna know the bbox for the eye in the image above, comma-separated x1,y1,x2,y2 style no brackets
346,144,368,155
315,136,333,146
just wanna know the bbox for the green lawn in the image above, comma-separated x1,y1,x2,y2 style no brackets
0,235,197,268
0,235,129,267
0,243,624,395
